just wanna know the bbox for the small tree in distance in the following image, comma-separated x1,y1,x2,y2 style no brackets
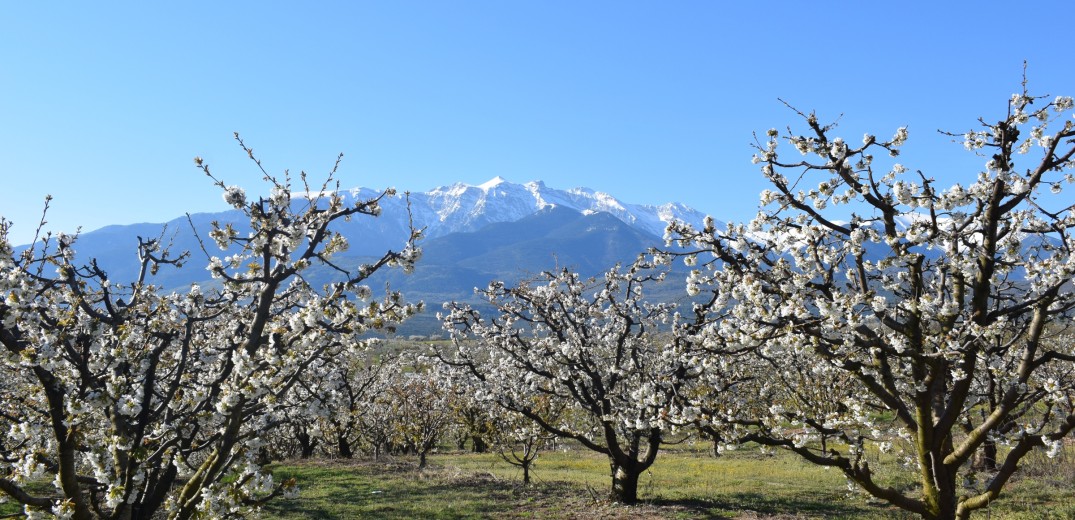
666,84,1075,520
0,137,421,519
489,397,563,486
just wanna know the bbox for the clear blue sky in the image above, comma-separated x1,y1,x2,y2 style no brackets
2,1,1072,245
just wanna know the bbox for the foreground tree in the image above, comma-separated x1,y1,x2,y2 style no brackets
667,87,1075,519
439,262,698,504
0,141,421,519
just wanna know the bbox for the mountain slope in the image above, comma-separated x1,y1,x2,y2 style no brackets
359,205,664,302
20,178,709,335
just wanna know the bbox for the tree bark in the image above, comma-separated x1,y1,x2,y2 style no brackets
296,427,317,458
610,464,640,504
972,440,998,472
337,434,354,459
471,434,488,453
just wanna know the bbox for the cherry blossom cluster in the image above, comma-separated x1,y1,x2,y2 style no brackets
662,86,1075,519
438,260,710,504
0,141,420,519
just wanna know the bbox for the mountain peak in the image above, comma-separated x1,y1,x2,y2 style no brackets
402,178,709,239
477,176,509,191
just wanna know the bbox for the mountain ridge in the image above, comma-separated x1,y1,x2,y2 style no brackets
337,176,708,240
16,178,710,334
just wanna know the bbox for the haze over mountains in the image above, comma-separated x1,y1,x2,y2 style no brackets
42,178,711,334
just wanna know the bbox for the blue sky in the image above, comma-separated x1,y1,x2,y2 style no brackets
2,1,1072,245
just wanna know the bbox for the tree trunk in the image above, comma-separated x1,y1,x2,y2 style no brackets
923,468,960,520
471,434,488,453
972,440,998,472
298,431,317,458
610,464,640,504
294,427,313,459
134,465,178,520
39,372,94,520
522,459,532,485
336,434,353,459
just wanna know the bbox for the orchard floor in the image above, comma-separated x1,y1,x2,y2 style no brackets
263,447,1075,519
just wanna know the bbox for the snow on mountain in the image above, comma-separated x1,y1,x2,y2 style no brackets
14,177,712,299
345,177,710,239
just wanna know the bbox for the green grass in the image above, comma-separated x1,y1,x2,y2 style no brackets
4,446,1072,518
264,448,895,519
263,445,1075,519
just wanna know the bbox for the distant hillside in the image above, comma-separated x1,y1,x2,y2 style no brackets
21,178,707,336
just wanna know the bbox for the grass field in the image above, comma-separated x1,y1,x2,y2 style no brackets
3,445,1071,518
262,445,1075,519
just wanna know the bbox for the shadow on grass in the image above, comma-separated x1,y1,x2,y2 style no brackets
645,492,883,519
264,460,899,519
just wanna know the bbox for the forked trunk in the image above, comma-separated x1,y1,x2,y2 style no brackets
921,463,960,520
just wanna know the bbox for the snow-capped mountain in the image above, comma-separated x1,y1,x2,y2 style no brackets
25,178,711,328
342,176,707,239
